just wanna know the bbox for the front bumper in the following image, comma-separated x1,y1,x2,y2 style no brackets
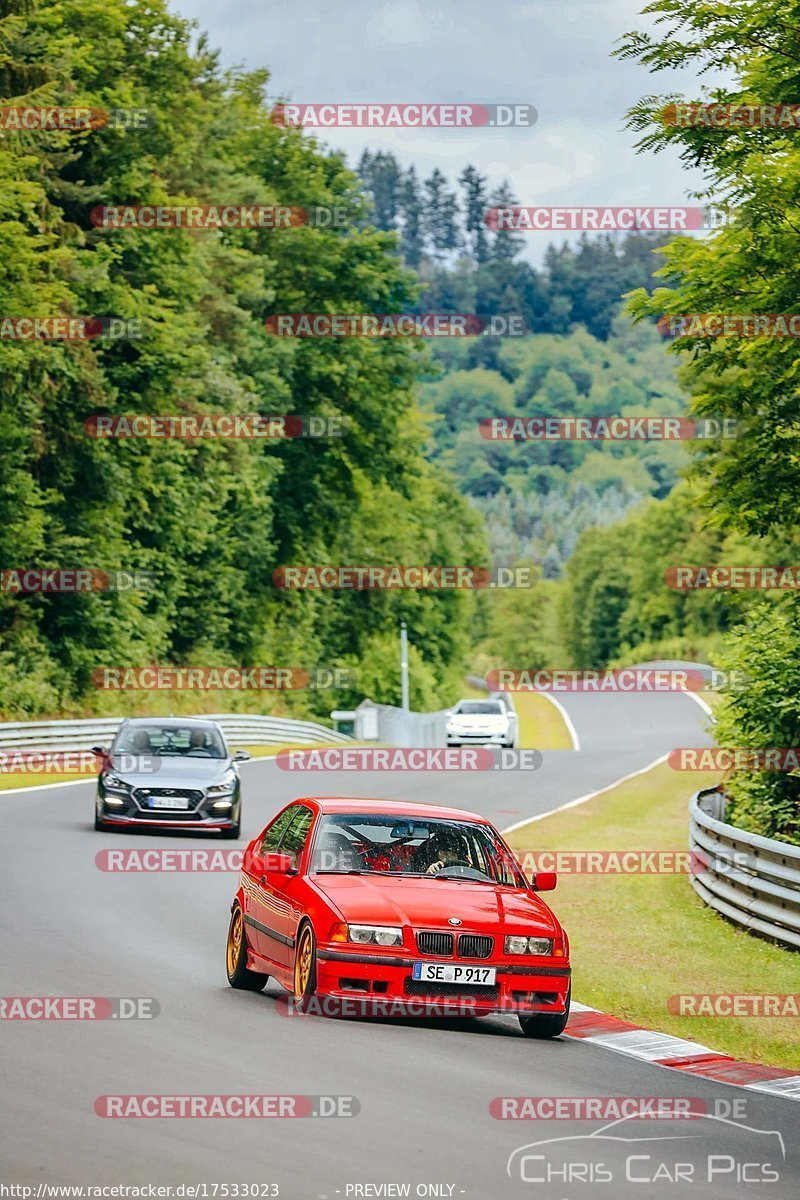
314,947,570,1016
97,787,238,831
99,812,236,832
446,730,511,746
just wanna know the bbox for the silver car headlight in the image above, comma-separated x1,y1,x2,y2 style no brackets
348,924,403,948
102,774,131,791
504,936,554,956
207,774,236,796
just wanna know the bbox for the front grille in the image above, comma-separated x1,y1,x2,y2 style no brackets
404,978,499,1002
132,787,204,812
457,934,494,959
416,931,454,957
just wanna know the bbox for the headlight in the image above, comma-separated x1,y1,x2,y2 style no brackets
207,775,236,796
504,935,554,956
348,924,403,948
102,774,130,791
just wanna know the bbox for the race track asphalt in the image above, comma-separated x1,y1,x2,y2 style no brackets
2,683,797,1199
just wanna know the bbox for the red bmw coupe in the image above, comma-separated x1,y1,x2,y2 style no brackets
225,797,571,1037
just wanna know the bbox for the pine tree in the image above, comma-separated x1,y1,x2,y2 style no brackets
423,168,461,262
459,164,489,263
399,165,425,266
487,180,525,261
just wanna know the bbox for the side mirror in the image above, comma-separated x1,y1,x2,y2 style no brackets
532,870,557,892
264,851,296,875
233,750,251,762
91,746,108,757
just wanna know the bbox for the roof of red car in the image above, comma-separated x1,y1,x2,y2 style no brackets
299,796,488,822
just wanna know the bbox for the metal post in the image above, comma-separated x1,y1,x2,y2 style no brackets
400,621,410,711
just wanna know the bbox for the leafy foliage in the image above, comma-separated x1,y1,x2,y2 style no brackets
0,0,485,718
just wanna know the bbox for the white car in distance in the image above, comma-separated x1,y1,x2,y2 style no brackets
445,698,517,749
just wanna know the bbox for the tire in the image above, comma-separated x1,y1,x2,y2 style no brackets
226,904,268,991
94,814,107,832
293,922,317,1012
220,820,240,840
518,986,570,1039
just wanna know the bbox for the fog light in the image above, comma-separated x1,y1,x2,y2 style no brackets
212,800,232,810
104,796,125,807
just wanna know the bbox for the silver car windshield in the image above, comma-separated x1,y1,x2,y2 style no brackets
113,724,226,759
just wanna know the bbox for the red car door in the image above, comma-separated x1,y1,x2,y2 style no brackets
242,805,296,964
253,804,315,972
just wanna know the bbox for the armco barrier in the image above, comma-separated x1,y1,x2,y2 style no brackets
690,788,800,950
0,713,352,753
353,700,449,748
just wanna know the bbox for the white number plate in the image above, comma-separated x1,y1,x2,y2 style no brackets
147,795,190,810
412,962,496,986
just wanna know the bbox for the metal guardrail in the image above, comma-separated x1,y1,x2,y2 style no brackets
0,713,352,752
689,788,800,951
352,680,519,749
354,701,449,748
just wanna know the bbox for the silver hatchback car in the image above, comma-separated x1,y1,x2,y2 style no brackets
93,717,249,837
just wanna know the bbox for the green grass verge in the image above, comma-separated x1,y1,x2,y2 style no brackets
514,691,574,751
507,760,799,1069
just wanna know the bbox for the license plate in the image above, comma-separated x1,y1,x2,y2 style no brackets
412,962,496,986
146,795,190,810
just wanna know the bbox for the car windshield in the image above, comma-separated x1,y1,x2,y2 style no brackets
113,724,226,759
454,701,503,715
311,814,524,885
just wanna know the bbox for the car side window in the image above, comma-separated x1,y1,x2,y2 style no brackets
261,807,297,853
279,805,314,866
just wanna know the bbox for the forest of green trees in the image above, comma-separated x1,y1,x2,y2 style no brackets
0,0,487,719
2,0,798,842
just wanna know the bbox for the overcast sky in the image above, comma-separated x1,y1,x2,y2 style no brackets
177,0,708,263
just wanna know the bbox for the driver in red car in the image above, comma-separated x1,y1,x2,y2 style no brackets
416,828,470,875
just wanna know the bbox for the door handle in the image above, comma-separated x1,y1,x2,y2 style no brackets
260,874,267,885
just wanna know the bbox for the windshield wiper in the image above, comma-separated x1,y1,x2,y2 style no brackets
315,868,374,875
433,873,494,884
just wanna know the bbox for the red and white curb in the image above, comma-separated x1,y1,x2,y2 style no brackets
566,1001,800,1101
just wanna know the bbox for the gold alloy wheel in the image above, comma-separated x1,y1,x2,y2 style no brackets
227,907,243,977
294,926,313,998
